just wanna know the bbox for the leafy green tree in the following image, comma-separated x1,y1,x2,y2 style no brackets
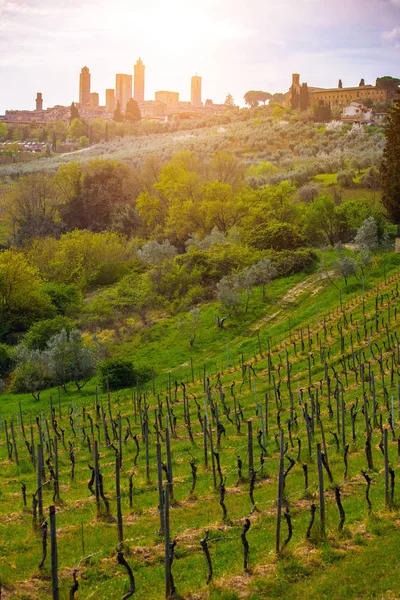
70,102,80,120
1,172,59,243
68,119,85,140
125,99,141,122
381,103,400,232
244,90,272,107
45,329,99,391
0,251,55,334
376,76,400,91
113,100,123,122
313,103,332,122
12,345,51,401
24,316,73,350
42,283,82,315
98,358,151,391
224,93,235,106
0,122,8,141
79,135,89,148
246,222,304,251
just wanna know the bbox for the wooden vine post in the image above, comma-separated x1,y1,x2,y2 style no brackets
164,483,172,599
50,505,59,600
276,429,285,554
317,443,325,538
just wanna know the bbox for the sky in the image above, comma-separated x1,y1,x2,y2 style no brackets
0,0,399,113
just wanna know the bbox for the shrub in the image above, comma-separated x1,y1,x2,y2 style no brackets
98,358,152,391
264,249,318,277
246,222,305,251
0,344,13,378
24,316,73,350
42,283,82,315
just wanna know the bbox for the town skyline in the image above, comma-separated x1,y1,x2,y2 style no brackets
1,0,400,114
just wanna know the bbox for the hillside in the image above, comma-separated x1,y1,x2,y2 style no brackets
0,255,400,599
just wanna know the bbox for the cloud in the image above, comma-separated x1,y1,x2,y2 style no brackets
382,26,400,41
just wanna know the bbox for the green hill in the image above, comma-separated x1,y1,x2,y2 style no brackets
0,254,400,599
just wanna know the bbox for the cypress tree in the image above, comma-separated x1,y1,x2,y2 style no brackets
381,102,400,234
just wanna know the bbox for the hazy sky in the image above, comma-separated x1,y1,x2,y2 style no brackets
0,0,399,113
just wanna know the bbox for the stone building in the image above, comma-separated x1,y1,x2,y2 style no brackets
106,89,115,112
286,73,389,109
134,58,145,103
35,93,43,111
79,67,91,106
155,91,179,104
89,92,99,108
116,74,132,113
191,76,202,107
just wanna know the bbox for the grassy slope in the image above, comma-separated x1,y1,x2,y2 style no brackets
0,255,400,598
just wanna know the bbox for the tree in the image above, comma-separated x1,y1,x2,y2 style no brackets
70,102,80,120
200,181,249,233
0,251,55,335
299,83,309,110
24,316,73,350
313,103,332,122
45,329,99,391
0,122,7,141
138,240,177,265
1,172,59,243
248,258,277,301
376,76,400,92
337,170,356,188
113,100,123,122
244,90,272,107
68,119,85,140
105,122,109,142
224,93,235,106
12,344,50,401
178,307,201,347
125,99,141,122
216,275,242,312
333,252,358,287
270,93,286,104
52,131,57,153
381,103,400,232
338,79,343,89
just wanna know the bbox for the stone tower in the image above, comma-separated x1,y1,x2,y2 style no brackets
79,66,91,106
116,74,132,113
35,92,43,111
191,75,202,107
134,58,145,102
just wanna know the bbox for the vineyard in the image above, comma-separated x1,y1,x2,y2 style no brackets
1,265,400,600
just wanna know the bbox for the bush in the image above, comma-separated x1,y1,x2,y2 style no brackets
98,358,152,391
264,249,318,277
24,316,73,350
246,222,305,251
0,344,13,378
42,283,82,315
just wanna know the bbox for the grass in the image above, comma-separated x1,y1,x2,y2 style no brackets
0,254,400,598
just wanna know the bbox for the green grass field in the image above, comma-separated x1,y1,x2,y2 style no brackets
1,255,400,599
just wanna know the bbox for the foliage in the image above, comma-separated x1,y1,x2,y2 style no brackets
98,358,151,391
11,344,51,400
246,222,304,251
0,343,13,378
45,329,99,390
381,103,400,228
24,315,73,350
125,99,141,122
41,282,82,315
138,240,177,265
244,90,272,107
0,250,55,334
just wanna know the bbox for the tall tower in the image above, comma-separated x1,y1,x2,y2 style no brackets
35,92,43,111
79,66,91,106
134,58,145,102
191,76,202,107
116,74,132,113
106,89,115,112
